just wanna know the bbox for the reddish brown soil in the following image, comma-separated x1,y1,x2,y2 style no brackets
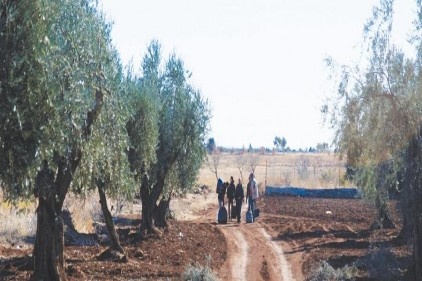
259,196,413,280
0,219,226,280
0,195,414,280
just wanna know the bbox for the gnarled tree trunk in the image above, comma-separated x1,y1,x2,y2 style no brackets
32,90,102,280
139,174,164,236
155,197,171,228
33,161,67,281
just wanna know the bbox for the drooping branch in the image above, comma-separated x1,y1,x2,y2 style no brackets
55,88,105,211
82,89,104,139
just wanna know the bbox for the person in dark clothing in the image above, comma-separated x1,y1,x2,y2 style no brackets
226,176,236,220
217,178,227,208
234,178,244,223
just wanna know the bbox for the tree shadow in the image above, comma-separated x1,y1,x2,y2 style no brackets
113,216,141,227
276,228,373,255
319,239,370,250
275,228,372,241
0,254,33,278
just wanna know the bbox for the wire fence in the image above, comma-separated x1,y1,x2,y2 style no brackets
258,157,349,189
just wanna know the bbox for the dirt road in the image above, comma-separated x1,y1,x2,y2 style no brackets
196,201,296,281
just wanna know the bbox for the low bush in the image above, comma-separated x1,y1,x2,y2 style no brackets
363,246,404,281
182,255,218,281
310,261,358,281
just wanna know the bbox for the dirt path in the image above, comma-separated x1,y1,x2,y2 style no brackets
173,193,297,280
186,196,295,281
216,204,295,281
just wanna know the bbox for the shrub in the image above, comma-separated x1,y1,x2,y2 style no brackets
320,170,334,184
281,170,292,186
310,261,358,281
182,255,218,281
363,247,402,281
296,157,310,180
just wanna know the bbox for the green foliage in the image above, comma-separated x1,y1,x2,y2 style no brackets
206,138,217,154
73,53,136,199
324,0,419,197
316,142,330,153
126,41,161,181
0,0,127,201
128,40,211,198
273,136,287,151
325,1,422,275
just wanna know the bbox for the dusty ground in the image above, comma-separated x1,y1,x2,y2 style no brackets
0,191,413,280
259,196,412,281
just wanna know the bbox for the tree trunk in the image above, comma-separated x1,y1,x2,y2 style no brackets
397,182,413,242
140,194,162,236
32,89,102,280
155,197,171,228
414,214,422,280
410,132,422,280
371,193,395,230
32,162,66,281
371,162,395,230
405,127,422,280
97,182,125,255
139,174,163,236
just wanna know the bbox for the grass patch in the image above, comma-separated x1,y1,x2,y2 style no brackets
310,261,359,281
0,205,36,245
182,255,218,281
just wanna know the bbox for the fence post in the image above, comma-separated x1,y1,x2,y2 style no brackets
265,159,267,187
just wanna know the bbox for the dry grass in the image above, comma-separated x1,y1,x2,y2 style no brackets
198,152,350,189
0,152,348,246
0,200,36,246
62,193,102,233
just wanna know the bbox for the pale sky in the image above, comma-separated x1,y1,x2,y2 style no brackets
100,0,416,150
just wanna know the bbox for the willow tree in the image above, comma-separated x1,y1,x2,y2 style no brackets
127,41,210,234
325,0,422,278
0,0,120,279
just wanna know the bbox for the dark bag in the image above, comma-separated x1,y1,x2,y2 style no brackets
254,208,260,218
218,206,228,224
231,204,237,219
246,210,254,223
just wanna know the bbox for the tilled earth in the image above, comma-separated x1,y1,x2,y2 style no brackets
0,218,226,281
259,196,413,280
0,194,414,280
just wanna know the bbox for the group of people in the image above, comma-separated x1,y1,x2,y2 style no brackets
216,172,259,223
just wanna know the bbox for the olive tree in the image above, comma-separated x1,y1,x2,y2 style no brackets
127,41,210,234
0,0,121,279
74,55,136,261
154,84,210,227
325,0,422,278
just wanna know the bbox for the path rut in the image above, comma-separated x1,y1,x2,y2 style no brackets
213,205,295,281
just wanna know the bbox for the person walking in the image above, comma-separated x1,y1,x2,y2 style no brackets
234,178,244,223
246,172,259,215
227,176,236,220
216,178,227,208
